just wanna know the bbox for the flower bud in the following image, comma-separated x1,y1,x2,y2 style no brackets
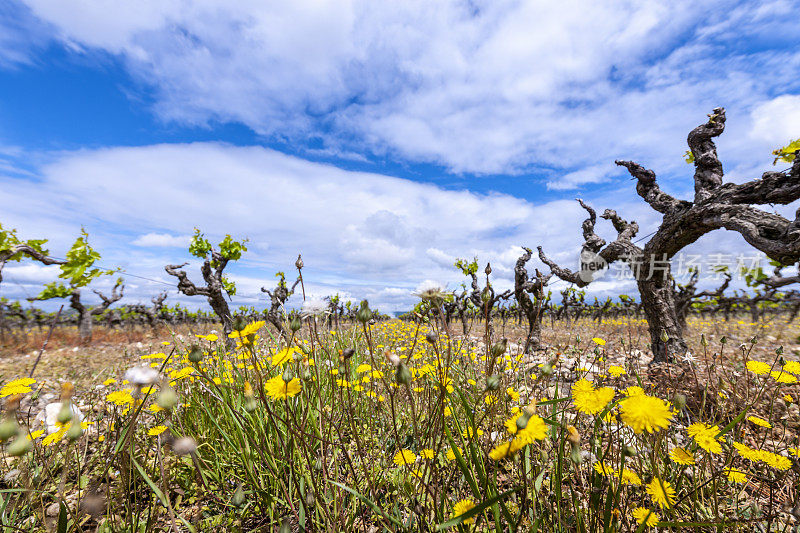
57,402,74,425
490,339,508,359
776,345,784,355
7,435,30,457
396,362,412,385
295,254,304,270
188,345,204,363
341,348,355,360
289,315,302,332
0,418,19,442
231,484,246,507
672,393,687,412
282,366,293,383
355,300,372,324
232,317,246,333
515,412,531,432
720,336,727,345
172,436,197,456
425,332,437,345
749,335,758,344
485,375,500,391
622,445,638,458
659,329,669,343
67,421,83,442
157,387,178,411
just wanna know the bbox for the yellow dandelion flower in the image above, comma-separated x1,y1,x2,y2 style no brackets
446,447,461,462
27,429,44,441
608,365,626,377
646,478,676,509
757,450,791,470
747,415,771,428
393,449,417,466
620,467,642,486
623,386,645,397
272,347,296,367
771,370,797,384
593,461,614,476
724,468,747,483
618,394,673,434
506,387,520,402
788,447,800,457
0,378,36,397
746,360,770,375
106,389,134,406
228,320,265,338
632,507,659,527
592,338,606,346
102,378,117,386
461,427,484,439
572,379,615,415
687,423,722,454
784,394,794,403
264,376,302,401
489,441,513,461
420,448,435,460
783,360,800,375
452,499,476,525
669,447,695,465
148,425,167,436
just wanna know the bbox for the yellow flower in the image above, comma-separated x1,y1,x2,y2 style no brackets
747,415,771,428
393,449,417,466
264,376,302,401
618,394,673,434
169,367,195,380
572,379,614,415
632,507,659,527
757,450,791,470
623,386,645,397
461,427,484,439
272,347,297,366
420,448,435,460
620,467,642,486
789,447,800,457
783,360,800,375
784,394,794,403
148,425,167,436
103,378,117,386
733,442,759,461
506,387,520,402
724,468,747,483
646,478,676,509
746,360,770,375
0,378,36,397
593,461,614,476
687,423,722,454
452,499,476,525
228,321,265,338
607,365,626,377
592,337,606,346
27,429,44,441
106,389,134,406
446,446,461,462
489,441,513,460
669,447,695,465
771,370,797,384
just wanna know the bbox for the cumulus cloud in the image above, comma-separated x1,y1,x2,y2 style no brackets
10,0,800,183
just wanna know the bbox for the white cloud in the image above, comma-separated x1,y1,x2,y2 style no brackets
749,95,800,146
1,141,794,311
132,232,191,248
14,0,800,183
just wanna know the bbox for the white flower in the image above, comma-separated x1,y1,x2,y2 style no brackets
413,280,448,302
123,366,161,386
301,297,329,318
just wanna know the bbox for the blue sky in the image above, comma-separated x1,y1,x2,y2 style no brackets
1,0,799,313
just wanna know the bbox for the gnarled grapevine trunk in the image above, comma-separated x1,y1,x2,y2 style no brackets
637,273,687,363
